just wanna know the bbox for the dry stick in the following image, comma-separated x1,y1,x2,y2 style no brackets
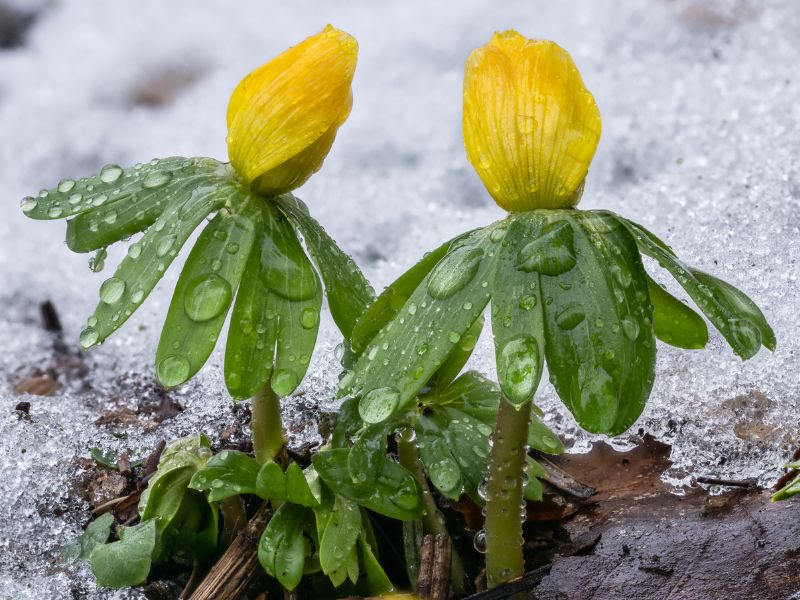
417,534,453,600
398,431,468,595
187,503,271,600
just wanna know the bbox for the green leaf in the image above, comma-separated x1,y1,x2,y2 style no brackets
155,195,259,388
357,537,394,596
65,160,228,253
89,447,119,470
90,519,157,588
189,450,260,502
772,463,800,502
620,216,774,358
225,201,322,399
78,178,230,349
286,462,322,507
224,220,278,400
492,214,546,406
258,503,310,591
646,274,708,349
276,194,374,340
164,490,219,562
256,460,286,500
62,512,114,563
319,494,361,577
427,314,484,392
350,237,454,352
343,226,499,421
540,211,656,435
524,456,545,501
330,397,362,449
138,435,212,513
313,449,422,520
347,423,389,484
528,413,564,455
22,157,224,221
139,465,194,529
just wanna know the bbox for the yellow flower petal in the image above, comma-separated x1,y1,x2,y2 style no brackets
463,31,601,211
227,25,357,195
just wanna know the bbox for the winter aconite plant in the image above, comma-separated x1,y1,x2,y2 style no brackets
22,25,370,459
20,26,404,592
341,31,775,588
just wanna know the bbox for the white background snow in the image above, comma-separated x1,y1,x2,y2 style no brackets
0,0,798,597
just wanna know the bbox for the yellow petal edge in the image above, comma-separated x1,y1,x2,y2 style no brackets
227,25,358,196
463,31,601,212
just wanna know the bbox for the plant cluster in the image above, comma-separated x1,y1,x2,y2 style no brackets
25,24,775,597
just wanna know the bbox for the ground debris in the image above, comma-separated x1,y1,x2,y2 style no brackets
528,436,800,599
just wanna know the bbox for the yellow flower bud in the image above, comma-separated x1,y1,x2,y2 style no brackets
463,31,601,212
227,25,357,196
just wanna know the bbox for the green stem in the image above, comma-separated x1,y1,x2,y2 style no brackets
484,396,532,588
398,430,467,595
250,384,285,463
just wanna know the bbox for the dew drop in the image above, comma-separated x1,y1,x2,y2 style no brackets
127,243,142,259
430,458,461,495
20,197,37,213
99,277,125,304
621,317,640,340
358,386,400,424
497,336,541,406
156,235,175,257
490,227,507,243
57,179,75,193
102,209,117,224
100,164,123,184
427,246,484,299
79,327,99,349
271,369,299,396
555,304,585,330
143,170,173,189
48,206,63,218
93,194,109,207
516,220,576,275
519,294,537,311
131,290,144,304
157,355,191,388
300,307,319,329
474,530,487,554
184,274,231,322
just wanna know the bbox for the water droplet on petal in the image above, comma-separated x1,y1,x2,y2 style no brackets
184,274,231,322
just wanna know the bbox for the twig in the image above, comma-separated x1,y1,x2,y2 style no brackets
696,476,759,489
417,533,452,600
187,503,270,600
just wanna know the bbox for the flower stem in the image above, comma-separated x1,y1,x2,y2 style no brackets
398,430,467,595
250,384,285,463
484,396,532,588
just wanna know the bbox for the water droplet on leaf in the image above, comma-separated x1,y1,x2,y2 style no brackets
99,277,125,304
359,387,400,424
184,274,231,322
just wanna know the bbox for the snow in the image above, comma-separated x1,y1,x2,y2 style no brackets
1,0,798,595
